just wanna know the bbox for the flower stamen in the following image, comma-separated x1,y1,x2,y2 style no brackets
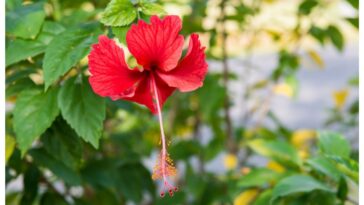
150,73,178,197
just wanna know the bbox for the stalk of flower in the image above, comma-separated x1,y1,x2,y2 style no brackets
88,15,208,197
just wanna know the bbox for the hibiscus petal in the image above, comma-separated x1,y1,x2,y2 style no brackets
123,74,175,114
126,15,184,71
157,34,208,92
88,35,144,99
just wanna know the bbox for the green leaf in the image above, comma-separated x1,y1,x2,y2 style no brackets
346,0,358,9
58,77,106,148
327,25,344,51
298,0,318,15
238,168,281,188
6,2,46,39
271,175,333,203
6,135,16,163
20,165,40,205
43,25,100,90
40,192,69,205
248,139,301,168
111,26,128,45
253,189,272,205
29,148,82,185
346,17,359,28
14,88,59,154
6,0,23,11
117,162,155,202
6,78,37,99
140,2,166,16
327,156,358,183
6,21,65,66
100,0,137,26
318,131,351,158
309,26,326,45
306,156,341,182
41,118,83,170
337,177,348,202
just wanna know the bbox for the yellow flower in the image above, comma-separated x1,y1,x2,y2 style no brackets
234,189,259,205
291,129,316,148
267,161,285,173
332,89,349,110
307,50,324,68
273,83,293,98
224,153,238,170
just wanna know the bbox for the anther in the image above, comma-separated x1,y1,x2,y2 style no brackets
160,192,165,197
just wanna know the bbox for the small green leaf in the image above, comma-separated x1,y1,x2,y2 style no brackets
238,168,281,188
140,2,166,16
346,17,359,28
6,21,65,66
111,26,128,45
6,2,46,39
318,131,351,158
298,0,318,15
306,156,341,182
100,0,137,27
309,26,326,45
29,148,82,185
327,25,344,51
43,25,100,90
271,175,333,203
14,88,59,154
248,139,301,168
6,135,16,163
58,77,106,148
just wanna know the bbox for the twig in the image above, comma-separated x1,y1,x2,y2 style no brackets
219,0,235,153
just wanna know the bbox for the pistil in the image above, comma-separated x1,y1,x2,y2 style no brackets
150,73,178,197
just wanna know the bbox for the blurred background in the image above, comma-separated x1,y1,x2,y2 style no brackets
5,0,359,204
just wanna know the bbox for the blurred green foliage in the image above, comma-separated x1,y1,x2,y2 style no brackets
5,0,358,204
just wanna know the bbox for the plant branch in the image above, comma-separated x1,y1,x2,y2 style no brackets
219,0,235,153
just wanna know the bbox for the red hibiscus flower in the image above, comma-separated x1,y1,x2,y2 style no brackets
88,15,208,197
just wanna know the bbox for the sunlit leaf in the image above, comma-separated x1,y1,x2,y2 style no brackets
318,131,351,158
238,168,281,188
100,0,137,27
248,139,302,168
